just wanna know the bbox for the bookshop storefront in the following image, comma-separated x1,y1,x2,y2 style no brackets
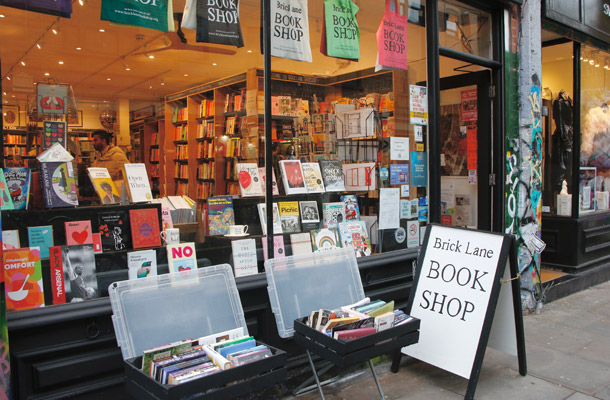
0,0,514,398
540,0,610,273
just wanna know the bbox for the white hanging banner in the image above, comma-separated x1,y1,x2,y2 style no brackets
271,0,313,62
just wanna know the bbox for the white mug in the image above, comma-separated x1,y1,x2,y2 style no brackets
161,228,180,245
229,225,248,236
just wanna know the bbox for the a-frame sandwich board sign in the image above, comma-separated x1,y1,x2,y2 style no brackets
392,224,527,400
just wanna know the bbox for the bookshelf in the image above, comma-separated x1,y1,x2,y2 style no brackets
130,116,165,197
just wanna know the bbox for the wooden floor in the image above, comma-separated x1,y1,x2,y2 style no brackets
540,268,568,283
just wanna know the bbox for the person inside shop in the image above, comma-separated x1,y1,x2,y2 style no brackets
91,130,129,180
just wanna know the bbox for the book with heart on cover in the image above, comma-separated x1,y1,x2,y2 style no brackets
97,210,131,251
65,220,93,246
236,163,263,197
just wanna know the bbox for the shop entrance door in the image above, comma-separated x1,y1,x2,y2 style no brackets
439,70,493,230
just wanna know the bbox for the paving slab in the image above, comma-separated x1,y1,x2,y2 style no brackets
595,384,610,400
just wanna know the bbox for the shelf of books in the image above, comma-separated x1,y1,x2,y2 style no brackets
131,115,165,197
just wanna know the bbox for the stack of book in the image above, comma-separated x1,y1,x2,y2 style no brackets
307,297,412,341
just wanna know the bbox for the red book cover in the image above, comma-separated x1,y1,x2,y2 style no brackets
3,247,45,311
333,327,377,341
129,208,162,249
49,246,66,304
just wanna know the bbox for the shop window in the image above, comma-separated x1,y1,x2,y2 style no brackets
438,0,492,60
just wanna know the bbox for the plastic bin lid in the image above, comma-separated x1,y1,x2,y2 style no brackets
109,264,248,360
265,248,364,338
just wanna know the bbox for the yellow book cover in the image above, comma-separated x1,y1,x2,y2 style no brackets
278,201,300,233
87,167,120,204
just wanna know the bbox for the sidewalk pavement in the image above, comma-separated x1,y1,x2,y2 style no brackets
285,280,610,400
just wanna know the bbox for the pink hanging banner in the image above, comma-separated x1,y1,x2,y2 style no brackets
376,0,408,71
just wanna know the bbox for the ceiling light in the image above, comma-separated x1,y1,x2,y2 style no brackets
247,50,252,53
0,14,5,18
36,43,41,49
99,28,105,32
107,78,111,80
76,47,82,50
148,54,155,59
58,61,64,64
212,63,217,66
52,28,58,35
590,59,595,65
6,76,10,80
44,72,50,76
149,85,153,89
20,60,26,66
161,82,165,86
125,67,131,71
184,74,188,76
2,92,5,95
78,0,84,5
11,95,15,98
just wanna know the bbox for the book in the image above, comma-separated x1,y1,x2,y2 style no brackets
338,221,372,257
0,169,15,210
92,233,102,253
256,203,283,236
198,327,246,346
4,168,31,210
88,167,121,205
258,167,280,196
142,340,195,376
322,202,346,228
236,163,263,197
129,208,162,249
97,210,131,251
3,247,45,311
2,230,20,250
161,207,174,231
49,244,97,304
341,194,360,221
127,249,158,279
207,196,235,236
167,242,197,273
28,226,54,259
229,346,273,367
279,160,307,195
65,220,93,246
262,235,286,260
311,228,340,252
301,162,326,193
319,160,346,192
122,163,153,202
231,238,258,277
299,200,320,230
39,162,79,208
278,201,301,232
374,311,396,331
41,120,68,150
289,232,313,255
333,327,377,341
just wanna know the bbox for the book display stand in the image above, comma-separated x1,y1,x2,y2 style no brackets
109,264,287,400
265,248,420,399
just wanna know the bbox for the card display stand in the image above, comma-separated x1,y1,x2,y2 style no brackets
265,248,420,399
110,264,286,400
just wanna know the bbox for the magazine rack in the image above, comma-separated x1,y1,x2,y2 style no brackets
265,248,420,399
109,264,287,400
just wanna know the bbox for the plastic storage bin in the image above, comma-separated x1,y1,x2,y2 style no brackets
109,264,287,400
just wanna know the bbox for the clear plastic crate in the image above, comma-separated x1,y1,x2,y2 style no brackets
265,248,365,338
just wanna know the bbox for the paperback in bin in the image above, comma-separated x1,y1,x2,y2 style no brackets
150,196,196,224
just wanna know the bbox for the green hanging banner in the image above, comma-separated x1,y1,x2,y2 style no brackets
321,0,360,60
101,0,169,32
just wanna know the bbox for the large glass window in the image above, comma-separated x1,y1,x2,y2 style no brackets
438,0,492,59
1,0,429,311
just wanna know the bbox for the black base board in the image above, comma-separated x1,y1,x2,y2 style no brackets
543,262,610,303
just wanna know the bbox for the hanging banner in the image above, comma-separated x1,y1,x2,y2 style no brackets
271,0,312,62
321,0,360,60
375,0,408,72
0,0,72,18
101,0,169,32
196,0,244,47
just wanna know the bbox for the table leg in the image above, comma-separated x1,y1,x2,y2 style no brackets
368,359,385,400
306,350,326,400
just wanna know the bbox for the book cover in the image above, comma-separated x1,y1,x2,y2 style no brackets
301,163,326,193
122,163,153,203
338,221,372,257
129,208,162,249
341,194,360,221
319,160,346,192
236,163,263,197
65,220,93,246
3,247,45,311
256,203,283,235
278,201,301,233
322,202,346,228
2,230,20,250
290,232,313,255
4,168,30,210
49,244,98,304
128,249,158,279
161,207,174,231
92,233,102,253
258,167,280,196
28,225,54,259
311,228,340,253
0,169,15,210
39,162,79,208
207,196,235,236
167,242,197,275
261,235,286,261
299,200,320,230
88,167,121,205
279,160,307,195
97,211,130,251
231,238,258,277
41,120,68,150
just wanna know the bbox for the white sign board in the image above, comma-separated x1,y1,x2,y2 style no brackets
402,225,512,379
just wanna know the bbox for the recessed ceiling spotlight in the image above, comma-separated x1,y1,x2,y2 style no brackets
58,61,64,64
149,85,153,89
107,78,111,80
76,47,82,50
2,92,5,95
36,43,42,49
184,74,188,76
78,0,84,5
99,28,105,32
0,14,5,18
6,76,10,80
247,50,252,53
44,72,50,76
212,63,217,66
52,28,58,35
11,95,15,97
161,82,165,85
20,61,26,66
148,54,155,59
125,67,131,71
